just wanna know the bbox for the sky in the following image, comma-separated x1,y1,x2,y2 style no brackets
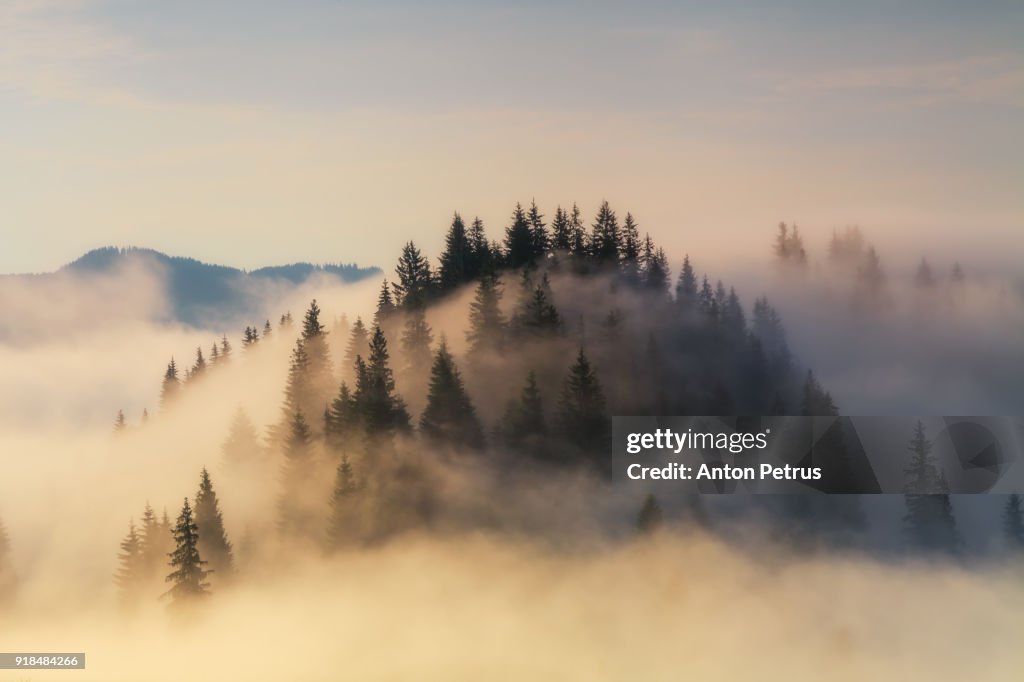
1,0,1021,275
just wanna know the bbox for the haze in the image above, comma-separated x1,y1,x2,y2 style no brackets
2,1,1022,275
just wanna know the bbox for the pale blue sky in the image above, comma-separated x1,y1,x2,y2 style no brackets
2,0,1021,273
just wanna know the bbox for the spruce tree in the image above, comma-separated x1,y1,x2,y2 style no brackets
468,216,491,278
190,346,206,381
327,456,361,549
903,421,959,553
675,256,698,314
419,341,485,450
557,348,610,466
220,334,232,360
242,326,259,348
263,319,273,338
300,299,335,410
503,202,534,268
393,241,433,309
619,213,641,286
590,201,620,264
160,358,180,409
439,212,472,290
278,411,318,540
568,203,587,256
400,307,434,369
527,199,548,258
343,317,369,382
550,206,572,251
115,520,145,603
1003,494,1024,552
221,408,263,470
194,468,234,579
210,342,220,364
375,280,396,327
353,326,410,436
499,371,546,450
138,502,164,582
326,382,359,450
636,494,664,535
281,339,310,421
114,410,127,432
165,498,210,603
640,235,669,295
514,273,561,338
465,274,507,359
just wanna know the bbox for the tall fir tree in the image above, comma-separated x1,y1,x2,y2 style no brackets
903,421,959,553
400,307,434,370
343,317,370,383
160,358,180,409
467,216,492,278
557,348,610,467
568,203,587,256
327,456,362,549
499,371,546,451
619,213,641,286
675,256,698,314
393,241,433,309
164,498,210,603
277,411,319,541
1003,494,1024,552
326,382,359,450
589,201,620,264
513,273,561,338
419,341,485,450
465,274,507,359
438,212,472,290
194,468,234,580
353,326,410,436
640,235,669,295
375,280,397,327
114,520,145,604
550,206,572,252
504,202,535,268
189,346,206,381
527,199,549,258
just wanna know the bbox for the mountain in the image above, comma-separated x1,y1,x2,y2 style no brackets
19,247,380,327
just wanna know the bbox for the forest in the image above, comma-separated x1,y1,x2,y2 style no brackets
1,202,1021,613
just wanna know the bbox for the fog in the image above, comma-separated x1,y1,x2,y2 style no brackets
1,238,1022,680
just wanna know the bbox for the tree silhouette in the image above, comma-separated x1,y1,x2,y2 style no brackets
466,274,506,359
327,456,362,549
160,358,180,409
903,421,959,553
114,520,144,605
557,348,610,468
194,468,234,580
419,341,485,450
503,203,534,269
165,498,210,604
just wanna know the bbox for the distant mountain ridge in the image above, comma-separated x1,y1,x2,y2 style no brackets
15,246,380,327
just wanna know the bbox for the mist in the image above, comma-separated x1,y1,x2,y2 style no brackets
1,222,1023,680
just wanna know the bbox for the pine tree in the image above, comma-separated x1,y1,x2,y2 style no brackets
114,409,127,432
263,319,273,338
210,342,220,364
439,212,472,290
675,255,698,314
903,421,959,553
640,235,669,295
394,241,433,309
242,326,259,348
194,468,233,580
914,258,935,288
189,346,206,382
619,213,641,286
221,408,263,470
325,382,358,449
400,307,434,369
301,299,334,391
277,411,318,540
353,326,410,436
590,201,620,264
499,371,546,450
557,348,610,467
465,274,506,359
1003,494,1024,552
419,341,485,450
568,203,587,256
503,202,534,268
343,317,369,382
636,494,664,535
527,199,549,258
281,339,310,421
220,334,232,360
138,502,165,583
468,216,491,278
375,280,397,326
327,456,361,549
114,520,145,603
160,358,180,409
550,206,572,252
164,498,210,603
514,273,561,338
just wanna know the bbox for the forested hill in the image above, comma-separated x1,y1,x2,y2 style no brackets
18,247,380,326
